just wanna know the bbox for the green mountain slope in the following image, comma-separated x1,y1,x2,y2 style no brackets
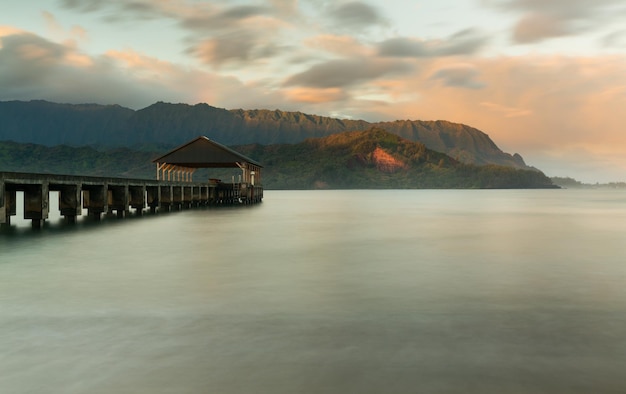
0,129,555,189
235,128,555,189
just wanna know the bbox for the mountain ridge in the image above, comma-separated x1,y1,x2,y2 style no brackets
0,99,528,170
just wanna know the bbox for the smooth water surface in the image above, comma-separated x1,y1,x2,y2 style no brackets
1,189,626,393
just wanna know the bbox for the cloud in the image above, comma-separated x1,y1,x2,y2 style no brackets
58,0,287,28
378,29,488,57
284,87,349,104
57,0,288,34
0,32,173,106
430,64,486,89
57,0,293,67
42,11,89,43
0,26,25,36
58,0,108,13
59,0,173,20
512,13,568,43
192,31,266,66
180,5,272,31
304,34,371,57
284,58,412,88
0,30,282,110
485,0,624,22
268,0,298,16
378,38,431,57
220,5,269,20
0,33,66,86
486,0,626,43
489,0,621,17
328,2,388,30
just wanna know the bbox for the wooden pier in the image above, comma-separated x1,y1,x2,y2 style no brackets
1,136,265,228
0,172,263,228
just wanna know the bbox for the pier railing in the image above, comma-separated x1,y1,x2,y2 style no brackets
0,172,263,228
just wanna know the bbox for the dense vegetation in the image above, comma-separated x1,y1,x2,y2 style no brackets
0,128,556,189
0,141,155,178
236,128,555,189
0,100,528,169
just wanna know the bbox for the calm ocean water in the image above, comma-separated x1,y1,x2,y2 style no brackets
1,189,626,393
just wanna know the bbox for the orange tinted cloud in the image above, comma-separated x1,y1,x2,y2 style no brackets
304,34,371,57
285,87,348,103
106,49,175,73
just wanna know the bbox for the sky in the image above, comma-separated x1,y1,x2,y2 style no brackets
1,0,626,183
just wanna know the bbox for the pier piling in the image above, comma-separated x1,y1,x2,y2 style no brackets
1,172,262,229
53,183,81,223
160,185,172,212
83,184,107,220
129,185,146,215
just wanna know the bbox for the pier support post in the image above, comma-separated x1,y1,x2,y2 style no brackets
129,185,145,216
159,185,172,212
209,185,217,205
58,184,81,224
147,186,160,213
24,182,49,228
0,180,6,226
109,185,129,218
183,186,192,209
0,180,5,226
173,186,182,211
84,184,107,220
7,189,16,223
200,186,209,206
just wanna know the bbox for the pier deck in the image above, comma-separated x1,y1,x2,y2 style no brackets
0,172,263,228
